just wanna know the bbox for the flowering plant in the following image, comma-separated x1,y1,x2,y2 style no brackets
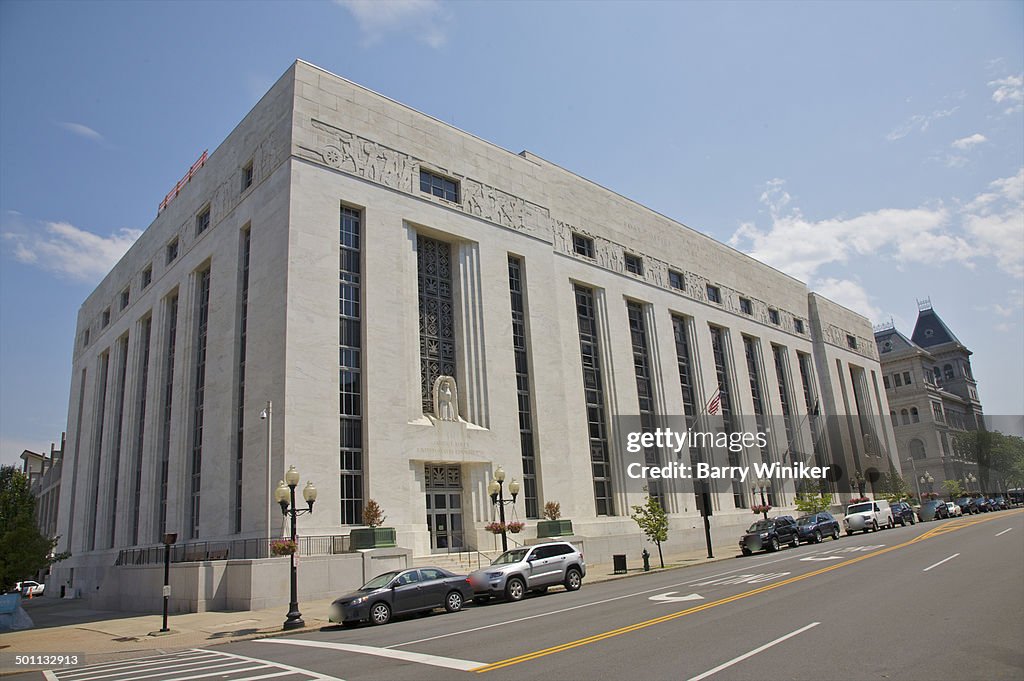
484,522,505,534
751,504,772,514
270,539,297,556
506,521,525,533
921,491,940,500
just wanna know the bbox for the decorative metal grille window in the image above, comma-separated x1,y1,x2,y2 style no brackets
797,352,828,490
87,351,110,551
672,315,698,464
709,326,743,508
108,334,130,548
744,336,774,505
339,206,363,525
627,301,661,505
427,465,462,489
189,270,211,539
508,256,539,518
234,230,250,533
572,233,595,258
157,294,178,540
420,169,459,202
130,316,151,545
668,270,684,291
417,235,456,414
772,345,795,461
624,253,643,276
574,284,614,516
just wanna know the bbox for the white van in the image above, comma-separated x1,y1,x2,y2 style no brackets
843,499,894,534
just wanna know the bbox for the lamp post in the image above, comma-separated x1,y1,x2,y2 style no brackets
853,469,867,497
487,466,520,553
962,473,976,493
159,532,177,633
274,466,316,630
920,471,934,495
906,456,923,502
752,478,770,519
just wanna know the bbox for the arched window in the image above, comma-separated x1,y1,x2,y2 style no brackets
909,439,926,460
944,364,954,380
910,407,920,423
890,410,898,427
901,409,910,425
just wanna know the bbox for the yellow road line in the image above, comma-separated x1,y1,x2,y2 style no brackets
473,508,1022,673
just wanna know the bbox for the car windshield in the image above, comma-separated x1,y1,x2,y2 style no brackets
360,571,401,590
847,503,873,514
796,516,816,526
491,548,529,565
747,520,772,532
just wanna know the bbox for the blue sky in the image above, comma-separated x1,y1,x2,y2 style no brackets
1,0,1022,468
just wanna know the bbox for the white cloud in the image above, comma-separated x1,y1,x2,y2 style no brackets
811,278,882,320
886,107,958,141
988,74,1024,114
729,171,1024,287
58,121,103,141
951,133,987,150
3,221,142,283
337,0,450,48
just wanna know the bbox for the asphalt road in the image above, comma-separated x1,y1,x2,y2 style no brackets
17,508,1024,681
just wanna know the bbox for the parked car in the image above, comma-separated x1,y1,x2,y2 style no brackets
890,501,917,526
955,497,977,515
990,496,1007,511
974,497,991,513
739,516,799,555
468,541,586,602
329,567,473,626
844,500,894,534
919,499,949,521
794,512,841,543
946,501,963,517
11,581,44,597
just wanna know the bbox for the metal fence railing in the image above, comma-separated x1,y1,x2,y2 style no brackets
115,534,352,566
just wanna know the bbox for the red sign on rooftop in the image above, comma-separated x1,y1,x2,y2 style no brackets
158,150,208,214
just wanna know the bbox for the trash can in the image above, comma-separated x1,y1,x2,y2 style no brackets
612,554,627,574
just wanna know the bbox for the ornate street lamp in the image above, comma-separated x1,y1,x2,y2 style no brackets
488,466,520,552
920,471,934,494
963,473,976,493
274,465,316,630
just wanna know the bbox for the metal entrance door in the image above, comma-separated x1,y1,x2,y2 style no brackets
425,465,463,552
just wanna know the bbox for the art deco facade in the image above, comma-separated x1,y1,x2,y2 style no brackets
53,61,897,596
874,301,984,493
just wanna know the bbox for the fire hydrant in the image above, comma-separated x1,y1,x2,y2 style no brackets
642,548,651,572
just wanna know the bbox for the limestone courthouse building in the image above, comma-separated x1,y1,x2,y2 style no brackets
52,61,897,609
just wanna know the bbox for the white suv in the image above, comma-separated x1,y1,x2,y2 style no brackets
844,499,894,534
468,541,586,602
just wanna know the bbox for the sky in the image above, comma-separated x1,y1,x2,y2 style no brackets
1,0,1022,468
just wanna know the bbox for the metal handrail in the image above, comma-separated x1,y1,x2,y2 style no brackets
444,530,491,570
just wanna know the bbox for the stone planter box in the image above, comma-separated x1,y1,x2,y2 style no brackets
536,519,573,538
349,527,397,550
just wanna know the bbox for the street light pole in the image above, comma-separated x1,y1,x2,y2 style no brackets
274,466,316,631
488,466,520,553
907,456,923,501
159,532,177,633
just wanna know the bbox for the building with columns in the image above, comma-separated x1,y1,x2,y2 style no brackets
874,300,984,495
52,61,897,606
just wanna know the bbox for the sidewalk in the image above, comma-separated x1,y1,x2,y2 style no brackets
0,544,735,673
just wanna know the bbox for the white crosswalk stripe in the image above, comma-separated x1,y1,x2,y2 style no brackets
44,648,343,681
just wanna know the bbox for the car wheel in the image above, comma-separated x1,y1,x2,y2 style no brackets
846,530,853,536
832,527,840,540
888,516,894,529
369,602,391,626
790,535,800,548
564,568,583,592
741,547,752,556
813,530,822,544
472,595,490,605
910,515,915,525
769,537,780,552
505,577,526,602
444,590,463,613
871,520,879,532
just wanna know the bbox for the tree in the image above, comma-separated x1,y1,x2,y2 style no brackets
631,493,669,569
0,466,68,592
794,491,833,515
955,431,1024,494
941,479,964,501
877,471,913,503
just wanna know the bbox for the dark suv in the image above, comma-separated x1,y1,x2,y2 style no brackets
739,516,799,555
794,512,840,543
890,501,916,526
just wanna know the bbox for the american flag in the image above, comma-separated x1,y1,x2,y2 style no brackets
706,389,721,416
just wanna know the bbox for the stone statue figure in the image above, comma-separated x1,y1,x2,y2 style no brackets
433,376,459,422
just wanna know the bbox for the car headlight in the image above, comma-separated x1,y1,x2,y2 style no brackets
759,532,769,538
486,571,504,579
350,595,369,605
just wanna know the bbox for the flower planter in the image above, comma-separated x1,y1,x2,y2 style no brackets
349,527,397,550
536,519,573,538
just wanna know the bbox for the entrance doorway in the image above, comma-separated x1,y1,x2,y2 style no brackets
425,464,463,552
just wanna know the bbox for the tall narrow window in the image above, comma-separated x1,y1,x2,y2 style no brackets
417,235,456,414
671,315,699,464
772,345,795,461
108,334,130,548
66,368,87,550
130,316,152,545
339,206,363,525
508,256,538,518
88,351,111,551
189,270,211,539
627,301,661,505
797,352,828,490
157,295,178,540
709,326,743,508
744,336,774,505
234,230,251,533
575,284,614,516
